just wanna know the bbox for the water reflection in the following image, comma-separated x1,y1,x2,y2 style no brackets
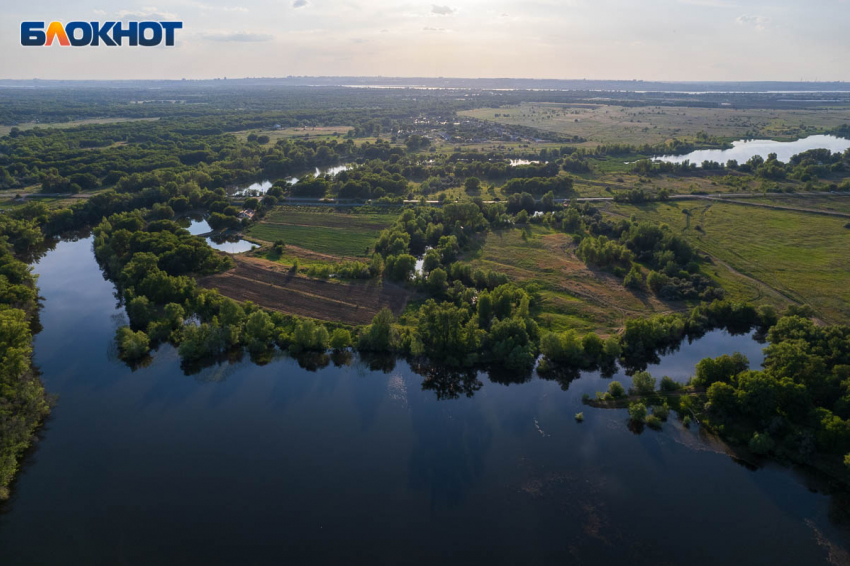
233,164,353,195
205,233,257,253
0,236,847,565
655,134,850,166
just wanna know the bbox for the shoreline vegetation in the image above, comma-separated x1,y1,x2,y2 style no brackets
2,84,850,498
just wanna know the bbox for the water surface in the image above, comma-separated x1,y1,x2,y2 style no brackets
234,164,352,195
655,134,850,166
0,237,847,565
206,234,257,253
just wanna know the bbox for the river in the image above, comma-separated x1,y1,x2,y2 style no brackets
0,236,847,564
655,134,850,166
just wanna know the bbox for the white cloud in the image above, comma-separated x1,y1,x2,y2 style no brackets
736,14,770,31
293,0,309,8
431,5,455,16
201,31,274,42
117,8,179,20
93,9,107,16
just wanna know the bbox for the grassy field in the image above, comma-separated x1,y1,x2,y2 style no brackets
232,126,352,143
460,104,850,145
0,117,159,137
464,226,674,335
605,200,850,324
246,208,394,258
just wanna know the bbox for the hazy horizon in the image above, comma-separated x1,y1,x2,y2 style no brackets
3,0,850,82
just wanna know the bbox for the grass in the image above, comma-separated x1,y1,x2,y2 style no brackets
464,225,672,335
247,208,394,258
0,117,159,137
232,125,353,143
460,103,850,146
605,200,850,324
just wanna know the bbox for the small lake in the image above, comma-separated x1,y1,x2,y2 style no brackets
654,134,850,166
234,164,352,195
176,215,212,235
509,159,540,166
1,236,848,564
206,234,257,253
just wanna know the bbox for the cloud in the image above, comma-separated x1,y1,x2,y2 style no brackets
431,5,455,15
735,14,770,31
293,0,309,7
93,9,106,16
185,1,247,11
423,26,448,32
117,8,179,20
201,31,274,42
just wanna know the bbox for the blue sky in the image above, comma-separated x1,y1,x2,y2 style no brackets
2,0,849,80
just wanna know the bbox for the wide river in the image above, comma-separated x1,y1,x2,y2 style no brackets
0,237,848,564
655,134,850,166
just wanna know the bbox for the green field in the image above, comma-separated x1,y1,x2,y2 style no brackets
460,103,850,145
247,208,394,258
606,200,850,324
464,226,673,335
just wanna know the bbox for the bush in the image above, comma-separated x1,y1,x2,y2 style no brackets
116,326,150,361
646,414,663,429
629,402,647,423
653,402,670,420
749,432,775,455
630,371,656,395
660,375,681,392
575,412,584,422
683,415,692,427
330,328,352,350
608,381,626,398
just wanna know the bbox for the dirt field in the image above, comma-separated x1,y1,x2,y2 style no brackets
199,256,412,325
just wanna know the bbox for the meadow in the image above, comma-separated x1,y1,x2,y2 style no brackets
247,207,394,258
464,225,673,335
605,200,850,324
461,104,850,145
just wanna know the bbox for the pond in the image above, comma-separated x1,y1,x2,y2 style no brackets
205,234,257,253
509,159,540,166
654,134,850,166
176,214,212,236
233,164,353,195
1,236,847,564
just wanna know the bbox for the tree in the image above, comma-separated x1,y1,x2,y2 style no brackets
629,402,647,423
427,268,448,295
608,381,626,398
464,177,481,193
624,264,644,290
330,328,352,350
630,371,656,395
116,326,150,361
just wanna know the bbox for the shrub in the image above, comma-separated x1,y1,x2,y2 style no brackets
575,412,584,422
683,415,692,427
653,402,670,420
116,326,150,360
749,432,775,455
646,414,663,429
629,402,647,423
329,328,352,350
660,375,681,392
608,381,626,398
630,371,656,395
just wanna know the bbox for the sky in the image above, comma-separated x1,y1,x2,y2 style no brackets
2,0,849,81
